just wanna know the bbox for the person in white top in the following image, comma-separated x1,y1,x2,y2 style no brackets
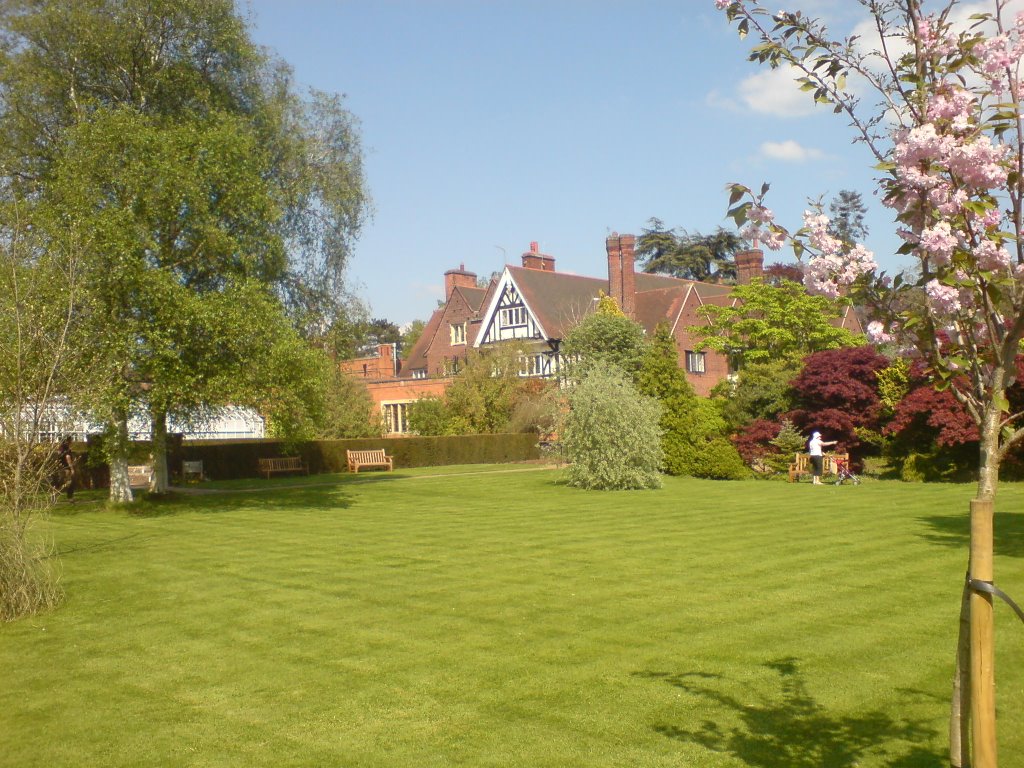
808,431,837,485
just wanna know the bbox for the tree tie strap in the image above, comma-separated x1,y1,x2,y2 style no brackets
969,579,1024,625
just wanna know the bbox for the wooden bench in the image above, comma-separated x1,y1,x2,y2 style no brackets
788,453,847,482
257,456,308,479
181,460,204,482
128,465,153,488
346,449,393,473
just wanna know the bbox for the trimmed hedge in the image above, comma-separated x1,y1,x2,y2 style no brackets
169,433,541,481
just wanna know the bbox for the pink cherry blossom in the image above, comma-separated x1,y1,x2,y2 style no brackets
802,243,875,298
747,205,774,225
866,321,894,344
916,16,958,58
802,210,842,255
927,86,974,126
925,279,961,316
918,221,958,264
761,229,786,251
973,239,1012,272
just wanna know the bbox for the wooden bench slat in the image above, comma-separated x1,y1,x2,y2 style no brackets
127,465,152,488
182,460,204,481
346,449,393,473
788,452,847,482
257,456,308,479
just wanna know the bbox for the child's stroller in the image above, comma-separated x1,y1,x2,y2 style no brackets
833,455,861,485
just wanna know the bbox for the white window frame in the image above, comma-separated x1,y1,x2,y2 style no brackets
411,368,428,380
382,401,411,434
685,350,706,375
450,322,466,345
518,353,545,377
499,306,527,328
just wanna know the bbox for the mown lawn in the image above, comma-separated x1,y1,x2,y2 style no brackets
1,467,1022,767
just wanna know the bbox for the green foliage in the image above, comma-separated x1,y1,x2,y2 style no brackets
594,292,625,317
318,370,382,439
407,396,453,436
713,358,801,431
170,434,541,478
636,218,743,282
876,357,910,418
770,419,807,455
0,0,371,497
401,319,427,356
560,364,663,490
0,200,93,619
828,189,869,246
764,419,807,474
635,323,695,404
562,312,647,381
411,345,555,436
635,323,747,480
692,279,863,369
663,398,750,480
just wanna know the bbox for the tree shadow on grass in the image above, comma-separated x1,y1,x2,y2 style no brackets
917,510,1024,558
637,657,942,767
124,484,356,517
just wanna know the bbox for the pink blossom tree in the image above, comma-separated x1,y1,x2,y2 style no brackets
717,2,1024,765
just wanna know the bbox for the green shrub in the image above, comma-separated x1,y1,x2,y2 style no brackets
661,398,748,480
682,437,751,480
560,364,663,490
407,396,453,436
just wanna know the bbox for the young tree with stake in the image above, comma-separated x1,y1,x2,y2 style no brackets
717,2,1024,765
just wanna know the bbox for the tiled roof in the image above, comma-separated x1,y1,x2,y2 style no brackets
507,266,608,339
455,285,488,311
634,285,689,333
401,307,444,369
507,265,737,339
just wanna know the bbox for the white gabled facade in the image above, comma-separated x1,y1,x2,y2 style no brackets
475,269,547,345
473,269,560,378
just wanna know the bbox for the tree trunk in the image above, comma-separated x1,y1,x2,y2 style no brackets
150,408,169,495
107,410,134,504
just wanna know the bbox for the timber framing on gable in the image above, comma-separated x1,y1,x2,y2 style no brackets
475,270,547,346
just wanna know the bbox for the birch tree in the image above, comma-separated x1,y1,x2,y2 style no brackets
0,0,369,499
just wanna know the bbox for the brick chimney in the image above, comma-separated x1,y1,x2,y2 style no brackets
605,233,636,318
444,263,477,299
735,248,764,285
521,241,556,272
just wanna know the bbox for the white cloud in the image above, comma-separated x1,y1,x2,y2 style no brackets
760,140,825,162
737,66,818,117
704,88,740,112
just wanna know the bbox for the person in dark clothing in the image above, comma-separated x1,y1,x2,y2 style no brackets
56,436,75,502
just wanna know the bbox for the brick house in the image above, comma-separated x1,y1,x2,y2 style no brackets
353,234,862,434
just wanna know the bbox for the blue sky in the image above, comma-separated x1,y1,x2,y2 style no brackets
245,1,907,326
